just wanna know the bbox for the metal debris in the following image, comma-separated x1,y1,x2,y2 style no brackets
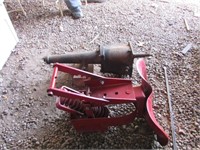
163,66,177,150
181,43,193,54
183,18,190,31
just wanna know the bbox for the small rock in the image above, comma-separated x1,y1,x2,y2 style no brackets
2,110,8,116
16,140,23,146
194,122,199,127
32,137,39,143
122,125,126,129
178,128,186,135
2,90,8,95
35,141,40,146
134,125,139,130
1,95,8,100
190,129,196,134
29,97,34,100
59,23,64,32
178,108,183,113
153,140,160,148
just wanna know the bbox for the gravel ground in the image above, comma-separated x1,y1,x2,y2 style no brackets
0,0,200,149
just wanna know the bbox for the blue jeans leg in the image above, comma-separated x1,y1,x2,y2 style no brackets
64,0,81,12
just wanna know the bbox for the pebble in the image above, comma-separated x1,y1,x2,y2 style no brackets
122,125,126,129
190,129,196,134
35,141,40,146
178,108,183,113
32,137,38,143
16,140,23,146
2,110,8,116
29,97,34,100
178,128,186,135
1,95,8,100
2,90,8,95
134,125,139,130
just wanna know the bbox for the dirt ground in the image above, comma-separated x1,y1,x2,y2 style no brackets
0,0,199,149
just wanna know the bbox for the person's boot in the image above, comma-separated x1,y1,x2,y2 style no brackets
64,0,83,19
71,8,83,19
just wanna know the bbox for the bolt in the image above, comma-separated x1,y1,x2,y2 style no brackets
100,80,104,85
125,90,130,94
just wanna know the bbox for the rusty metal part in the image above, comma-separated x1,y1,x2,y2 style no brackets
59,87,109,118
163,66,177,150
43,42,151,76
47,59,169,146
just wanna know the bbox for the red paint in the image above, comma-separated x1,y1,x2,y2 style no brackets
47,59,169,146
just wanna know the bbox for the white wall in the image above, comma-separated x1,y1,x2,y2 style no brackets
0,1,19,70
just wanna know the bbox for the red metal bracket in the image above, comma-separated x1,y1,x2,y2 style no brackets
47,59,169,146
